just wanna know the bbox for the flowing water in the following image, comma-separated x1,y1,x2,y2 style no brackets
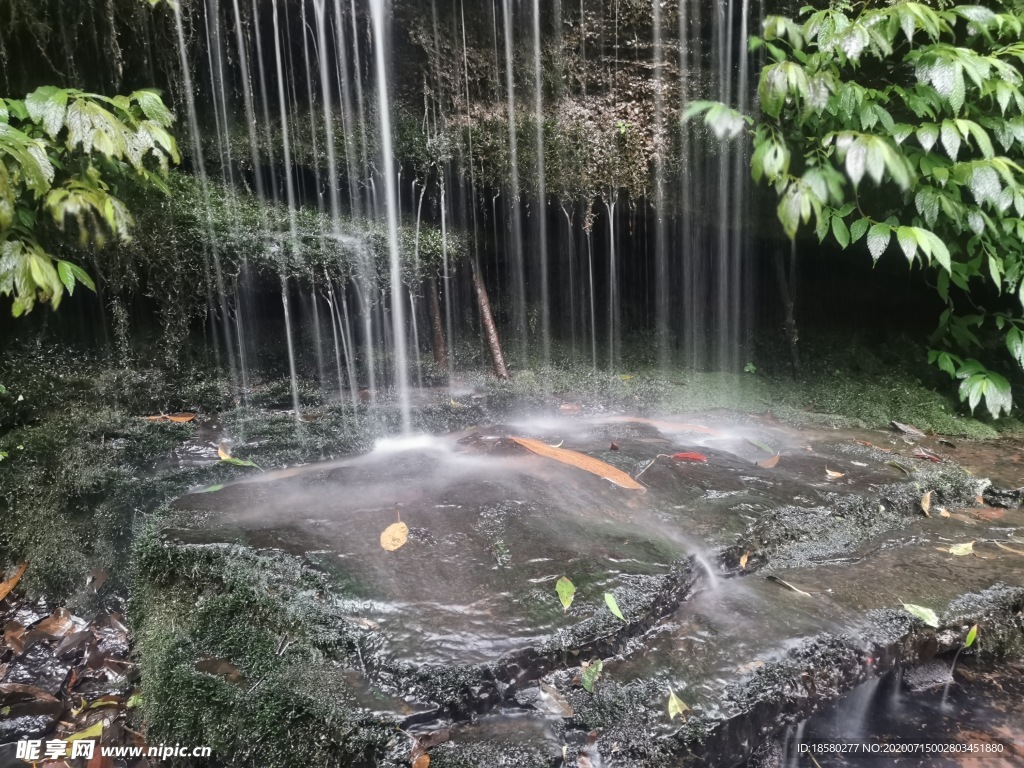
160,404,1024,753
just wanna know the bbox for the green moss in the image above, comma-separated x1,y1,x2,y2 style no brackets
133,535,391,767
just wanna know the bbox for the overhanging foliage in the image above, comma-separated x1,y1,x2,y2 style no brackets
688,1,1024,418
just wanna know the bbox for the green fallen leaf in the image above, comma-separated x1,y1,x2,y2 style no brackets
581,658,603,693
887,461,912,476
965,624,978,648
218,445,262,470
555,576,575,611
903,603,940,628
197,483,225,494
604,592,626,622
667,687,689,720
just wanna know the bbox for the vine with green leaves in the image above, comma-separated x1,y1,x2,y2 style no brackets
0,86,178,316
687,1,1024,419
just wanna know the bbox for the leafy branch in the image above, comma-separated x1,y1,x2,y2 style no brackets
0,86,179,316
686,1,1024,418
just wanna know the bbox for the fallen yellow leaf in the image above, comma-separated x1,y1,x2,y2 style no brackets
217,445,231,461
936,541,975,556
739,552,750,570
826,467,845,479
921,490,933,517
0,562,28,603
509,437,644,490
380,522,409,551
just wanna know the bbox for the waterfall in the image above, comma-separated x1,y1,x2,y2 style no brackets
143,0,761,424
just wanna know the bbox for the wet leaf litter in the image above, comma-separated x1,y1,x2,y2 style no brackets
0,575,153,765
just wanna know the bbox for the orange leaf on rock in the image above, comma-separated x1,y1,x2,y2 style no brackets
0,563,28,603
412,756,430,768
825,467,845,479
509,437,644,490
671,451,707,463
757,454,780,469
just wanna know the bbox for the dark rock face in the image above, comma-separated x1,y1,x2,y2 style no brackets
134,412,1024,766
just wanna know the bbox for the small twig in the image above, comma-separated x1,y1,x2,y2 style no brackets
634,456,662,481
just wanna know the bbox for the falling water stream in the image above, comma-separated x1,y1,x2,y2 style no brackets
159,0,763,411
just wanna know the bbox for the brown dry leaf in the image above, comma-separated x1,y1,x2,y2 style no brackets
34,607,75,637
195,658,245,684
88,568,108,592
3,620,26,655
509,437,645,490
0,562,28,603
739,552,750,570
410,729,450,768
891,421,926,438
756,454,780,469
539,682,575,718
380,522,409,551
948,512,979,526
825,467,845,479
144,413,196,423
995,542,1024,556
0,683,60,704
967,506,1005,522
939,508,950,518
921,491,933,517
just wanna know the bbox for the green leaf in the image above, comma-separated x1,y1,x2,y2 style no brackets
831,215,850,248
867,223,891,260
604,592,626,622
56,261,76,294
964,624,978,649
581,659,603,693
1007,327,1024,369
667,687,689,720
221,456,261,470
25,86,69,139
903,603,940,628
850,217,870,243
556,576,575,610
197,484,226,494
131,89,175,127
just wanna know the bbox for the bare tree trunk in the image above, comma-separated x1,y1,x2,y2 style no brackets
471,257,510,379
774,242,800,377
427,277,448,369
